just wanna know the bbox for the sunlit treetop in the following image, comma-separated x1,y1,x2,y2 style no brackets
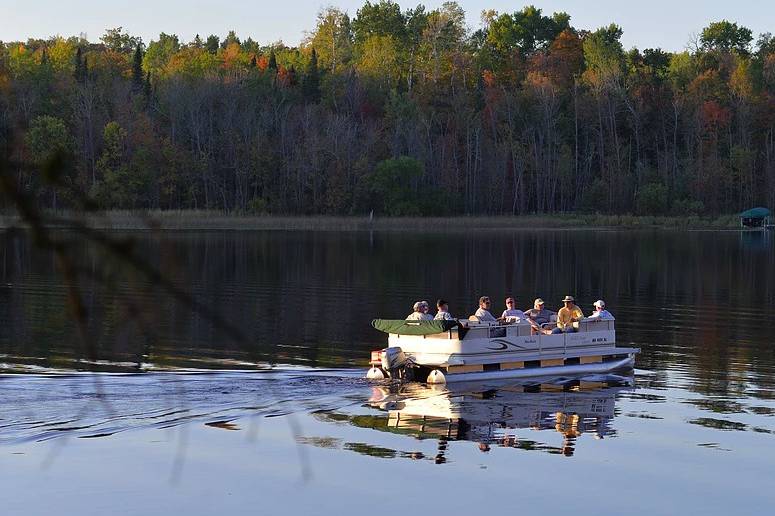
100,27,144,53
701,20,753,55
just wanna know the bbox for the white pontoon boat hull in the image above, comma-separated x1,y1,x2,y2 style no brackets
423,354,635,383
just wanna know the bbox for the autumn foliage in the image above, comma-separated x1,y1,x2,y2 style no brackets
1,4,775,216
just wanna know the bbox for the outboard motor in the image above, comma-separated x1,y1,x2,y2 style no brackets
381,347,413,381
381,347,408,371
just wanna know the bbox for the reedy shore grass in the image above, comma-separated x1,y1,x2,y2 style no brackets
0,210,742,231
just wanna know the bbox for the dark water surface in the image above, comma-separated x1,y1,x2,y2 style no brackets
1,229,774,515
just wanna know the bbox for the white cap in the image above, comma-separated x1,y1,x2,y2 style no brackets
593,300,605,308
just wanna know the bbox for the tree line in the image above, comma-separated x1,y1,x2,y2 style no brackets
1,2,775,216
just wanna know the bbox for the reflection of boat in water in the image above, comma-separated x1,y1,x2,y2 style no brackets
360,376,631,459
367,319,639,384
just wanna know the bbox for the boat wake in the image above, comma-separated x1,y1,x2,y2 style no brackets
0,369,369,445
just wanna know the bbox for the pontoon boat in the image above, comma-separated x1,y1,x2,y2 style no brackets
366,318,639,384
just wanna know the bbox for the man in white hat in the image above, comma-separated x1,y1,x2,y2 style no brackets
553,295,584,333
587,300,614,320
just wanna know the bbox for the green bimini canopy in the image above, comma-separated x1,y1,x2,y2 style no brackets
739,207,771,219
371,319,458,335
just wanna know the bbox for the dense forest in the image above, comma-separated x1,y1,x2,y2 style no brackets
1,2,774,216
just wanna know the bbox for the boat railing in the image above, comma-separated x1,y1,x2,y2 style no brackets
578,319,615,332
417,318,614,346
459,319,614,330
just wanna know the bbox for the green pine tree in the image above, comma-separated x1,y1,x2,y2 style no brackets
132,44,144,91
143,71,152,99
221,30,240,49
301,48,321,103
73,47,85,84
205,35,219,54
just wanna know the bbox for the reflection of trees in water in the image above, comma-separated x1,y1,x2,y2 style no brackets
0,154,274,479
2,152,775,399
3,231,774,373
296,432,430,463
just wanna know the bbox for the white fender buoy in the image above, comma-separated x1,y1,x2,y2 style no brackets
366,367,386,380
427,369,446,384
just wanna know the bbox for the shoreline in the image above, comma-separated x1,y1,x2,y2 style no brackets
0,210,743,231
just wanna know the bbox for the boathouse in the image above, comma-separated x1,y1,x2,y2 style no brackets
739,207,771,228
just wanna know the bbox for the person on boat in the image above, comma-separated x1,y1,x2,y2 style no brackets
406,301,433,321
524,298,555,332
552,295,584,333
473,296,498,322
587,299,614,320
434,299,454,320
501,296,525,323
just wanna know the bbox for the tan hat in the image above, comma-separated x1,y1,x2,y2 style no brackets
562,295,575,302
534,298,545,306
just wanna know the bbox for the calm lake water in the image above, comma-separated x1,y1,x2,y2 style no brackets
1,229,774,515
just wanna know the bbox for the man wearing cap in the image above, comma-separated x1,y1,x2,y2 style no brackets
474,296,498,322
553,295,584,333
501,296,525,323
525,297,555,326
524,298,556,333
587,300,614,320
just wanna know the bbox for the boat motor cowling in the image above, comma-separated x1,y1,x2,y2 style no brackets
381,347,408,371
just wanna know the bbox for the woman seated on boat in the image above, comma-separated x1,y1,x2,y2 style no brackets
501,296,525,323
406,301,433,321
552,296,584,334
434,299,454,320
524,298,556,333
472,296,498,322
586,300,614,320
